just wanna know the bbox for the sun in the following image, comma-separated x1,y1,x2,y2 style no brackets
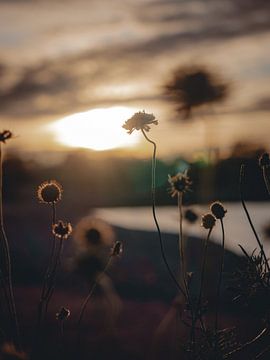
48,106,140,151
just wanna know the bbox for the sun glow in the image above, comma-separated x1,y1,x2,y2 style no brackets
49,107,140,151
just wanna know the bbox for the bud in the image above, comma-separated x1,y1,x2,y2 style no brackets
259,153,270,168
111,241,123,257
210,201,227,219
56,307,70,321
52,220,72,239
0,130,13,143
201,213,216,229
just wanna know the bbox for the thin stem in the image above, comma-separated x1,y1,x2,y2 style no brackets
255,343,270,359
33,236,64,356
224,327,268,359
262,166,270,196
177,192,189,298
0,143,20,349
197,228,212,317
141,129,186,299
77,257,113,344
47,203,57,274
36,204,58,332
44,237,64,306
240,165,270,272
215,219,225,336
177,192,196,345
42,204,57,296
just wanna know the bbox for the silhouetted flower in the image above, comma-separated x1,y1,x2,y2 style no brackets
37,180,63,204
210,201,227,219
52,220,72,239
201,213,216,229
122,110,158,134
0,130,13,143
56,307,70,321
259,152,270,168
168,171,192,197
73,216,116,253
184,208,198,223
111,241,123,257
164,66,228,118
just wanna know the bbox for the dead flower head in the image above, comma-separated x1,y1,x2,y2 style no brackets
168,170,192,197
37,180,63,204
52,220,72,239
73,216,116,254
111,241,123,257
259,152,270,168
56,307,71,321
0,130,13,143
210,201,227,219
201,213,216,229
122,110,158,134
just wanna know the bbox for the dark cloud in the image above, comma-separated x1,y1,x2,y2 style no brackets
0,0,270,120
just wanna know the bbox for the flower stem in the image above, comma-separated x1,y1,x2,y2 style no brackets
0,143,21,350
262,166,270,196
36,204,58,332
197,228,212,327
76,256,113,345
141,129,186,299
223,327,268,359
34,234,64,356
44,236,64,309
240,165,270,272
215,219,225,336
177,192,190,298
177,192,197,344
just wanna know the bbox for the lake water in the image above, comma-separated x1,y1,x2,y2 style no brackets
94,202,270,256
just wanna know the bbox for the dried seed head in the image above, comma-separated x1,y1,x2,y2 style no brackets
259,153,270,168
111,241,123,257
52,221,72,239
0,130,13,143
201,213,216,229
122,110,158,134
56,307,70,321
210,201,227,219
168,171,192,197
37,180,63,204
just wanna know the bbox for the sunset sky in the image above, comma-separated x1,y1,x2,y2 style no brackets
1,0,270,158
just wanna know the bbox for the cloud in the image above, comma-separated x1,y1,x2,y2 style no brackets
0,0,270,121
